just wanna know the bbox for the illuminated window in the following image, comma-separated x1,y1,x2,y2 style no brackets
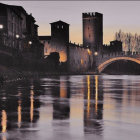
57,25,59,28
62,25,63,29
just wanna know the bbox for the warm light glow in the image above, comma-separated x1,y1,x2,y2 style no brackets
30,89,34,122
2,135,7,140
0,24,3,29
98,57,140,73
87,49,92,55
16,34,19,39
1,110,7,133
94,52,98,56
59,51,67,62
95,75,98,114
81,59,84,65
18,100,22,128
29,41,32,45
87,75,90,117
60,80,67,98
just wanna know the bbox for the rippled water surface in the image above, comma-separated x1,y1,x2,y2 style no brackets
0,75,140,140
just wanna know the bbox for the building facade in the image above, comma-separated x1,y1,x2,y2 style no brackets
0,3,43,58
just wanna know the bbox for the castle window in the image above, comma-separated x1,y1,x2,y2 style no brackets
57,25,59,29
62,25,63,29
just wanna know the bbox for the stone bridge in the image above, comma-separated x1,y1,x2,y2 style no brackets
95,52,140,73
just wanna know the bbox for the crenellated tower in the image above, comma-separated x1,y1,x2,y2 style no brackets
83,12,103,52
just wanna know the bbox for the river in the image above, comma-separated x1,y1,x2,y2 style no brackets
0,75,140,140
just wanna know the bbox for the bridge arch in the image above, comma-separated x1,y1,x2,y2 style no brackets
98,57,140,73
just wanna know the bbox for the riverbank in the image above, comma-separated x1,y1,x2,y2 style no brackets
1,64,139,86
0,64,98,85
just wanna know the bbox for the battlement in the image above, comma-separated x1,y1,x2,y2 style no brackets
68,42,89,49
82,12,103,18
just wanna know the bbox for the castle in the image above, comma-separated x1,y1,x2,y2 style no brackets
0,2,122,73
39,12,103,72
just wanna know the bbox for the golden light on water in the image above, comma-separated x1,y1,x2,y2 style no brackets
1,110,7,133
30,89,34,122
95,75,98,114
2,135,7,140
18,100,22,128
87,75,90,117
60,80,67,98
81,59,84,65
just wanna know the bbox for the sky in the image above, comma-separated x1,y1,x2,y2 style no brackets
1,1,140,44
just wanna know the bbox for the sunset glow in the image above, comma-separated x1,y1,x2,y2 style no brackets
1,1,140,45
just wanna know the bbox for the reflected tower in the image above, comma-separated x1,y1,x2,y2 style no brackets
84,75,103,135
53,76,70,120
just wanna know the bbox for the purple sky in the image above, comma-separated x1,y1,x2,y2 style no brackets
1,1,140,44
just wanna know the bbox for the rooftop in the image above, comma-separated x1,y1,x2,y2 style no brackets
50,20,69,25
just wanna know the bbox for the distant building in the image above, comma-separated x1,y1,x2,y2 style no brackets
103,40,122,53
82,12,103,52
0,3,43,58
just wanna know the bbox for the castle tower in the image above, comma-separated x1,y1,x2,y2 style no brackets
83,12,103,52
50,20,69,45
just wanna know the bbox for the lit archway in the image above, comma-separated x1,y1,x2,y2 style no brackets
98,57,140,73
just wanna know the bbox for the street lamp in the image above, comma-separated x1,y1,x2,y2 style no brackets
15,34,20,51
0,24,4,48
29,41,32,45
94,51,98,56
16,34,19,39
0,24,3,29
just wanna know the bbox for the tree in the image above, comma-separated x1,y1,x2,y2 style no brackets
115,30,140,53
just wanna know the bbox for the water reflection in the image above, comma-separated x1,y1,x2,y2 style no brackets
0,75,140,140
30,86,34,122
1,110,7,133
18,100,22,128
53,76,70,120
84,75,103,135
0,80,41,136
